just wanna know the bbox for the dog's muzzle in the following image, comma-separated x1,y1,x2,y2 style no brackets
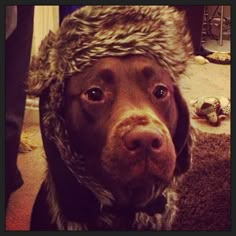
101,112,177,207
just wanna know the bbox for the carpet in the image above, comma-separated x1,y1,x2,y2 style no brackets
173,130,231,231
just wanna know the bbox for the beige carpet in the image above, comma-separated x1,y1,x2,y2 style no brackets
5,125,46,231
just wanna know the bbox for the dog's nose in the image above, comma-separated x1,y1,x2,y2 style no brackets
123,126,163,154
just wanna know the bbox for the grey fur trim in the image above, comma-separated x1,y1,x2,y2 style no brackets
131,179,179,230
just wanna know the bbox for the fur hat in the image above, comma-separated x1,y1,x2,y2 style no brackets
28,6,193,230
28,6,193,95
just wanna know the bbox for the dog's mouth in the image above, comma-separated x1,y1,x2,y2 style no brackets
114,176,167,209
127,182,154,207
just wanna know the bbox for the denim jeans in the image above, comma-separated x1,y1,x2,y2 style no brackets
5,6,34,205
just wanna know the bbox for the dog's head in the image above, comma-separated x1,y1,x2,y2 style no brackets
28,6,193,214
64,55,191,208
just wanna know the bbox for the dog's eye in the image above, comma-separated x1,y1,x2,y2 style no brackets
86,87,104,101
153,85,168,99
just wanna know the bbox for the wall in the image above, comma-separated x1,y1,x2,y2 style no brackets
207,5,230,18
31,6,59,56
27,6,59,125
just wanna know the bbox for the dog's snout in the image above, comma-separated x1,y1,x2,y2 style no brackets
123,126,163,154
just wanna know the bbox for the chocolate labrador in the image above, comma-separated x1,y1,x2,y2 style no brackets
29,6,193,230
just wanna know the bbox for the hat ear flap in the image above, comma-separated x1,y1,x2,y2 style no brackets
27,30,56,96
173,85,192,176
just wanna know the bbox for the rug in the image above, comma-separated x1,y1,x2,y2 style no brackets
173,130,231,231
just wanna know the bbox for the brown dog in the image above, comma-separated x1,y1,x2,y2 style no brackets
29,6,193,230
65,55,188,206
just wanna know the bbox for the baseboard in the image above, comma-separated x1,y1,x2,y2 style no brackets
24,97,39,125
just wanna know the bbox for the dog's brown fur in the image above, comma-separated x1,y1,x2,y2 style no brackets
65,55,183,207
28,6,193,231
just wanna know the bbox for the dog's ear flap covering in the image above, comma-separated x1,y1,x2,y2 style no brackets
27,30,57,96
173,85,192,176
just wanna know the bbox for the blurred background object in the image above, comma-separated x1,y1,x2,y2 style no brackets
201,5,230,53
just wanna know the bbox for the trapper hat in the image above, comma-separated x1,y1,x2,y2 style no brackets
28,6,193,229
29,6,193,92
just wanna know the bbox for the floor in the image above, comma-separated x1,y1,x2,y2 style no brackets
5,58,231,230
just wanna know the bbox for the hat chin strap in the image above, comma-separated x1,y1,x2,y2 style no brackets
46,123,174,230
45,144,175,230
61,153,171,230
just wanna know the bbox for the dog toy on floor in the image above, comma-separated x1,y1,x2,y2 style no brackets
206,52,231,65
190,96,230,126
19,131,37,153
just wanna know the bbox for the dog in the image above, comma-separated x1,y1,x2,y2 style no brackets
28,6,193,230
